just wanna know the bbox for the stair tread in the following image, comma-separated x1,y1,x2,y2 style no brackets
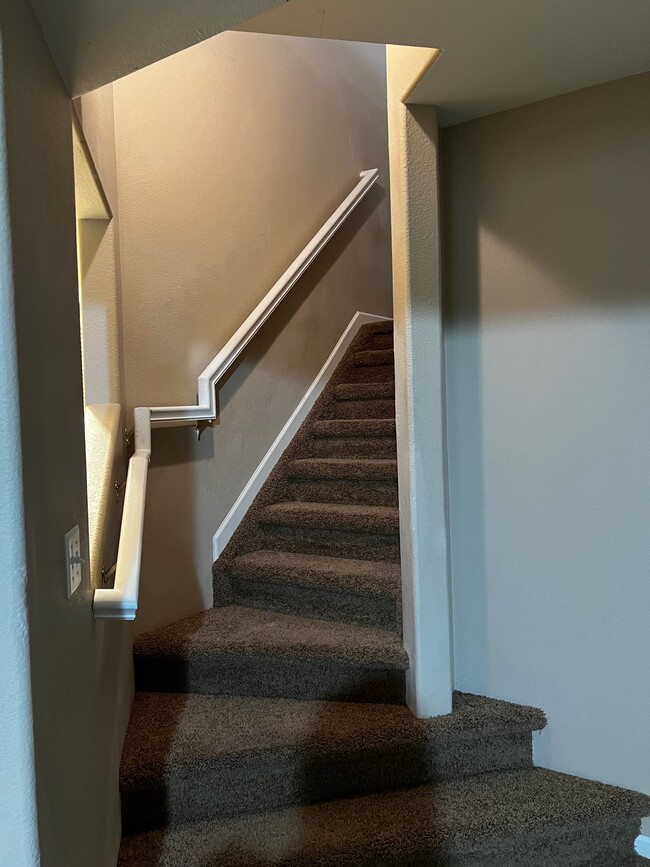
230,549,400,596
134,605,407,669
120,691,546,792
260,501,399,534
311,418,396,438
118,767,649,866
335,382,395,400
288,458,397,481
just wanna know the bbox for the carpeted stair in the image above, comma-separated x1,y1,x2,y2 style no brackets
119,321,648,865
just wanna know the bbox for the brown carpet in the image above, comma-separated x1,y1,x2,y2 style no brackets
120,322,649,864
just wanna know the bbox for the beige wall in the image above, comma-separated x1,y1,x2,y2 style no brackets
107,30,392,634
0,0,133,863
443,74,650,803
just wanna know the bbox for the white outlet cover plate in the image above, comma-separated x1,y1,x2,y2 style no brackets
64,525,82,598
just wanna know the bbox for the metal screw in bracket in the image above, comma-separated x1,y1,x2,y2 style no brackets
114,479,126,503
196,419,213,441
101,563,117,586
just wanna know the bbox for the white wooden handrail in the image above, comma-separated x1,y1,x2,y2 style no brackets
93,169,380,619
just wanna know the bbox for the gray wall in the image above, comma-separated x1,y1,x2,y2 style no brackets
0,0,133,863
103,30,392,634
443,74,650,803
0,12,40,863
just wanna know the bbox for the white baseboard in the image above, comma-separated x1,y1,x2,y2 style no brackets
636,834,650,859
212,311,391,561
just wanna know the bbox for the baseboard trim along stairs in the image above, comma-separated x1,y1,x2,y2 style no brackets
118,320,649,865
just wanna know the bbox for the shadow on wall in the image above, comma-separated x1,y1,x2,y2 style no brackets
442,73,650,687
441,106,487,689
136,184,388,636
443,74,650,320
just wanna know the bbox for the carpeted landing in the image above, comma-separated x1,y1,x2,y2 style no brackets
119,322,648,865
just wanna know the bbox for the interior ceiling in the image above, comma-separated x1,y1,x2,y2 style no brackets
31,0,650,125
239,0,650,125
28,0,286,97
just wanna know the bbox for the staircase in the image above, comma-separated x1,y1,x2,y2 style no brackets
118,322,648,865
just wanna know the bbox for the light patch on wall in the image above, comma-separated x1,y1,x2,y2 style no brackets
72,111,123,587
84,403,121,586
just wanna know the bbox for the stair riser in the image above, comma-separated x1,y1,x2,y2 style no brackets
308,438,397,459
334,383,395,401
327,399,396,420
229,574,400,630
121,731,535,835
288,459,397,481
312,418,396,437
118,801,646,867
134,657,405,705
287,479,398,507
261,509,399,536
354,350,395,368
261,526,401,562
371,332,393,350
345,365,395,384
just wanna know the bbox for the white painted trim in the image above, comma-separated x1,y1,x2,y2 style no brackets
213,311,390,560
93,171,380,619
636,834,650,859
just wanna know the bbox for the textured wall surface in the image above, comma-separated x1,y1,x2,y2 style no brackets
0,1,134,863
386,45,452,717
443,74,650,802
108,31,392,634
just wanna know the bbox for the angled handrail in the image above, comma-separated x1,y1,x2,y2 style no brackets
149,168,379,427
93,168,380,620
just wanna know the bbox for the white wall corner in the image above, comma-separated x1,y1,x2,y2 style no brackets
212,311,391,561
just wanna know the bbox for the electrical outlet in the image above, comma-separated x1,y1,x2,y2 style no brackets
64,525,83,598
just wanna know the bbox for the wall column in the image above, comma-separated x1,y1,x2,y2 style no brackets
387,45,453,717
